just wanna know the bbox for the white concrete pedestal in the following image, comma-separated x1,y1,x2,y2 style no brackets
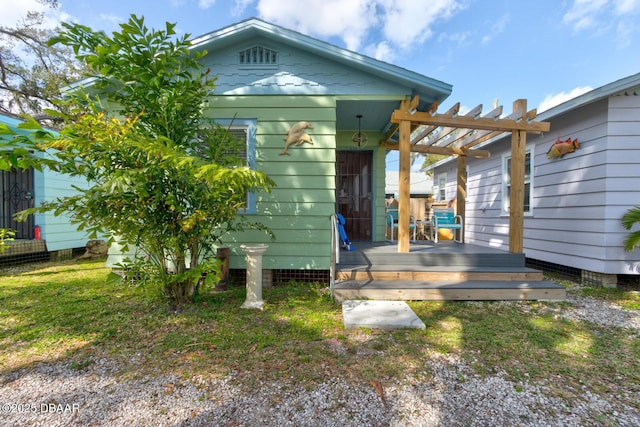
240,244,268,309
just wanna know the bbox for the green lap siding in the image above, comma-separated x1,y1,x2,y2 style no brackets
209,95,336,270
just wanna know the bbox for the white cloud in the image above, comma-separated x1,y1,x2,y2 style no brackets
232,0,254,16
482,13,510,44
437,31,470,46
198,0,216,9
364,40,395,63
380,0,462,50
257,0,376,51
614,0,640,13
255,0,462,53
562,0,640,31
98,13,125,27
562,0,608,31
538,86,593,112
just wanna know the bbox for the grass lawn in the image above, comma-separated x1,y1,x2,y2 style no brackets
1,258,639,399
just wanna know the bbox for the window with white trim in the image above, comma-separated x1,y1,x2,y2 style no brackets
200,118,257,213
502,146,534,215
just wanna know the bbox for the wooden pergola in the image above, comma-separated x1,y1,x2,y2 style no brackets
382,97,550,254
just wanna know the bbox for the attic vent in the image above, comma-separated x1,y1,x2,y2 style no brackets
239,46,278,66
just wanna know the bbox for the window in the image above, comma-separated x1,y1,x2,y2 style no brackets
238,46,278,67
437,174,446,202
502,146,534,215
211,118,257,214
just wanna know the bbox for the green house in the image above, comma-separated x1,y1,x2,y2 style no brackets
107,18,452,282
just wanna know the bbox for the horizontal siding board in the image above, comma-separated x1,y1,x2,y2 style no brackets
524,228,606,246
608,108,640,122
256,188,334,203
529,206,607,219
524,237,606,258
608,121,640,135
257,147,336,162
210,95,336,108
247,215,332,229
526,218,604,233
209,107,337,122
226,228,329,243
607,164,640,178
258,161,335,176
256,122,336,136
534,192,606,207
607,135,640,150
269,175,335,189
536,163,608,182
257,202,335,216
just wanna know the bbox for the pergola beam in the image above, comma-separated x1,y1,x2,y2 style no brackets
380,141,490,158
391,109,550,133
410,102,460,144
421,104,483,146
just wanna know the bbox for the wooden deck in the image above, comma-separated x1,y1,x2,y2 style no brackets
333,241,566,302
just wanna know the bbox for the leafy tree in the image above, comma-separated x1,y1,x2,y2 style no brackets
2,15,275,304
0,1,86,124
622,206,640,252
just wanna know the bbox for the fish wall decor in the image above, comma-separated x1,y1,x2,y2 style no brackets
280,121,314,155
547,137,580,159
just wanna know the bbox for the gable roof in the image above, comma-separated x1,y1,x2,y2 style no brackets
190,18,452,111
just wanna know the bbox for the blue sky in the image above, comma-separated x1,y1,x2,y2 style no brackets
3,0,640,169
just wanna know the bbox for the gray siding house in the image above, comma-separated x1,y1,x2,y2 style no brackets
430,72,640,286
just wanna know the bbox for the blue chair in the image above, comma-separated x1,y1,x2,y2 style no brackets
386,209,417,242
431,208,463,243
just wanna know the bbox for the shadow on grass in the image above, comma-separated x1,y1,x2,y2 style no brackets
408,299,640,401
0,261,349,388
2,260,639,423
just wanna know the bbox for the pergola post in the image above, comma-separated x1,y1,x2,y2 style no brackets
509,99,527,253
398,117,411,253
456,155,467,243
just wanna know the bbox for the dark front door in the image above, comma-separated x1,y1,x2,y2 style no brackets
1,168,35,239
336,151,372,240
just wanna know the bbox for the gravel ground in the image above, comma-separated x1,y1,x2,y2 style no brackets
1,289,639,427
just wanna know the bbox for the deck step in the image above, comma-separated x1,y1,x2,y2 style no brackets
339,251,526,268
336,266,543,282
333,279,567,302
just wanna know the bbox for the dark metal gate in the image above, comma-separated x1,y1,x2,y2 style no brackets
336,151,372,241
1,168,35,239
